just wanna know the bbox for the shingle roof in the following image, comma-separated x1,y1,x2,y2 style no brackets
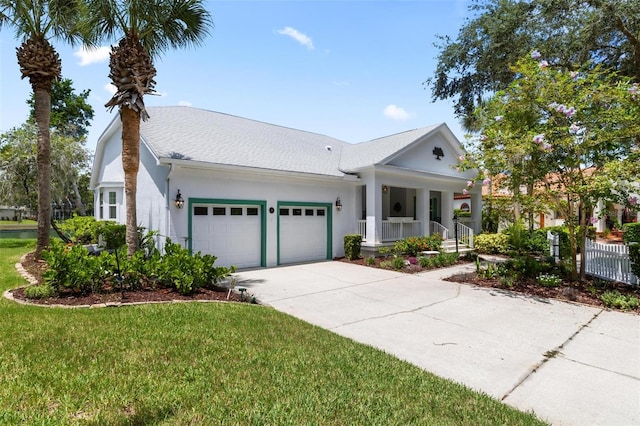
141,106,349,177
138,106,446,177
339,125,440,172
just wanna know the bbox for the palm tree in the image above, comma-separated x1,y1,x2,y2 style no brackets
0,0,84,258
85,0,213,256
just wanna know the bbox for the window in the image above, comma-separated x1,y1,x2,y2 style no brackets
194,206,208,215
99,192,104,219
280,208,289,216
305,209,314,216
317,209,325,216
460,203,470,212
230,207,243,216
247,207,259,216
108,191,117,219
292,208,302,216
213,207,226,215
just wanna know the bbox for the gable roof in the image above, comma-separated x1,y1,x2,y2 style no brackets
140,106,349,177
339,125,447,172
93,106,462,181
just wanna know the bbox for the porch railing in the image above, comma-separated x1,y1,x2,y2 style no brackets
356,219,422,242
429,221,449,240
357,220,367,241
382,220,421,242
455,222,474,248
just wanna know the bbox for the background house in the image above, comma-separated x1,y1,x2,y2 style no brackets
90,106,480,268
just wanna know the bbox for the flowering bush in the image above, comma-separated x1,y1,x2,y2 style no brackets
392,235,442,256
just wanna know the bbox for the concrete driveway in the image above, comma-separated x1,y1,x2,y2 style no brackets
236,261,640,426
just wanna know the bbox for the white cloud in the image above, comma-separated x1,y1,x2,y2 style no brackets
74,46,111,66
383,104,414,121
277,27,314,50
178,100,192,107
104,83,117,95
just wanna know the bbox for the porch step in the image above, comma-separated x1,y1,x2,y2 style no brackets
441,239,474,254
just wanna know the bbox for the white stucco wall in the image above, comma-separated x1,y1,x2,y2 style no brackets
97,131,125,184
167,166,358,266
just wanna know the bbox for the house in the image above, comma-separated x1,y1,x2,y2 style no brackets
90,106,481,268
482,171,640,233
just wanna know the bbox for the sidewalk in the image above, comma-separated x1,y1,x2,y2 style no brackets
237,261,640,426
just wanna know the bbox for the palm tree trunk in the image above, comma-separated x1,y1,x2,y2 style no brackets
34,88,52,259
121,107,140,256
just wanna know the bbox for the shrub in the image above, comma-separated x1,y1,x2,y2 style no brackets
100,223,126,249
392,256,405,270
379,260,393,269
24,284,57,299
42,242,109,294
418,256,432,268
600,291,639,311
504,255,546,279
343,234,362,260
504,220,528,253
365,256,376,266
59,216,103,244
537,273,562,287
500,275,516,288
378,246,392,258
623,223,640,244
629,243,640,278
393,235,442,256
474,233,510,254
527,229,550,255
41,237,235,297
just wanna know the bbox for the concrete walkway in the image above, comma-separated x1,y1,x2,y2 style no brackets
236,261,640,426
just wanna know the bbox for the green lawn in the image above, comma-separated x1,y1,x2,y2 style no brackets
0,240,546,425
0,220,37,227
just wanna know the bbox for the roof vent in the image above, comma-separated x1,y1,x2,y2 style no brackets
325,145,332,151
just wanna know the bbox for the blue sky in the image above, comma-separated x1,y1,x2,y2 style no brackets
0,0,471,152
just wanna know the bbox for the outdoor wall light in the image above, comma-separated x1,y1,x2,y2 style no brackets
175,190,185,209
382,185,389,194
335,197,343,211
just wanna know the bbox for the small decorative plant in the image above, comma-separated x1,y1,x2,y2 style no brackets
600,291,639,311
537,273,562,287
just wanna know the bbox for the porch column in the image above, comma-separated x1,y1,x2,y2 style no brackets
442,191,454,232
471,192,482,234
593,200,605,233
416,188,429,236
616,207,623,229
365,176,382,243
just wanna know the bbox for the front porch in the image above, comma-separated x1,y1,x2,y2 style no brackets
356,178,482,248
357,219,475,254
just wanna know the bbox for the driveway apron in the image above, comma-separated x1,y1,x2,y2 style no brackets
237,261,640,426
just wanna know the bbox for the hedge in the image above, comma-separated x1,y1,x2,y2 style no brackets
623,222,640,244
343,234,362,260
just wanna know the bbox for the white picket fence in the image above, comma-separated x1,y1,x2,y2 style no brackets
547,232,637,285
584,240,637,286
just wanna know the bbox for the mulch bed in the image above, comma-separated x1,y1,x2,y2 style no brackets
336,255,468,274
339,255,640,313
444,272,640,313
12,252,640,312
11,252,243,306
